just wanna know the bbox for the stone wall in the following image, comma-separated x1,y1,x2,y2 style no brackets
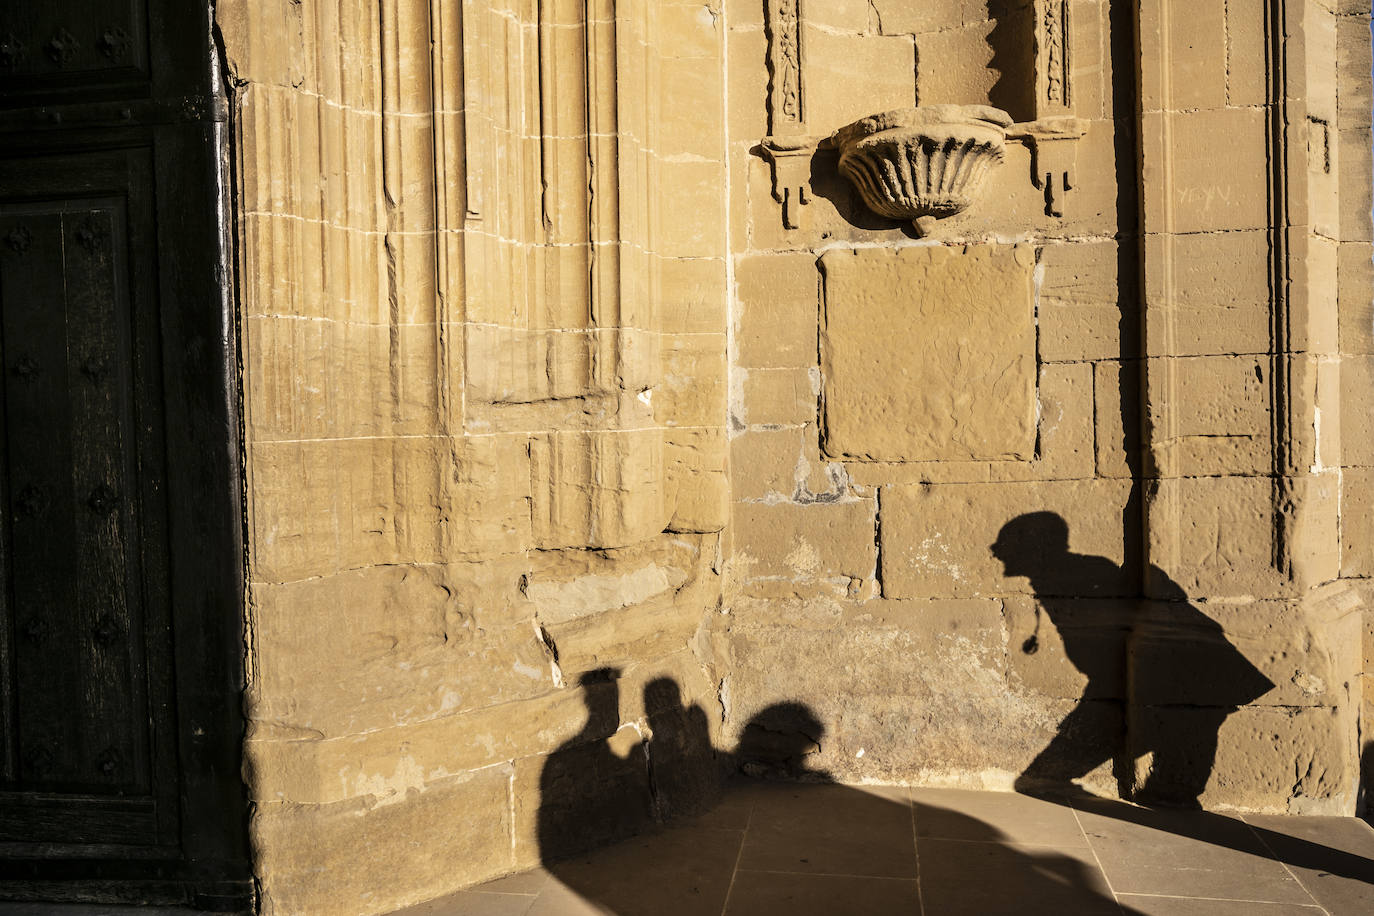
214,0,1374,913
216,1,730,913
722,0,1373,815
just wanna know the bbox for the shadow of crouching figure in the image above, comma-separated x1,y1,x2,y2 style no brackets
993,512,1273,808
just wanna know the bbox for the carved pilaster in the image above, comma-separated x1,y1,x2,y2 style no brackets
1004,0,1085,217
1034,0,1072,118
763,0,811,230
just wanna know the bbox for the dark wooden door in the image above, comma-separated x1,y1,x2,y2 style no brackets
0,0,250,909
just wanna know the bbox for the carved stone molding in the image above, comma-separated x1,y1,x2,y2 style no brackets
1006,115,1088,217
762,0,812,229
1034,0,1072,118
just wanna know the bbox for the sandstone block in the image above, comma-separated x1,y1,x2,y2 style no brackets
1132,595,1359,710
729,594,846,631
880,479,1133,600
732,499,877,588
1144,231,1272,357
871,0,977,35
914,21,997,109
804,28,915,132
1342,356,1374,465
1149,355,1271,477
1164,0,1227,110
1338,16,1374,130
665,428,729,533
730,427,808,501
657,332,728,429
1145,476,1282,599
253,765,513,916
727,27,768,142
250,437,452,583
807,0,877,32
1142,108,1268,234
1337,242,1374,355
1226,0,1268,107
658,159,728,258
735,253,820,369
1005,597,1132,702
1128,703,1355,813
530,429,668,550
1340,127,1374,243
660,256,728,335
1038,241,1126,363
1094,360,1142,479
740,367,818,427
820,245,1036,462
725,624,1073,788
1342,468,1374,578
661,57,724,161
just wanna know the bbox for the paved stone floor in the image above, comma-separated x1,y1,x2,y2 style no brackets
393,780,1374,916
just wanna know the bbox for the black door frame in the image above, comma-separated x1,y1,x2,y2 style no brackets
0,0,251,908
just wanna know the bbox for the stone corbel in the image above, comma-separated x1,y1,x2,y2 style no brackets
762,137,812,230
1007,116,1089,218
762,0,812,230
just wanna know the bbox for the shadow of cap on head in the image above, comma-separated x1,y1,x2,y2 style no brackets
578,667,620,687
991,511,1069,557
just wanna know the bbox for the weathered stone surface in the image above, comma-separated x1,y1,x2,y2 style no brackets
820,245,1036,462
735,252,820,369
1038,241,1126,363
732,498,877,591
1342,469,1374,578
1130,703,1356,814
739,367,818,427
253,765,513,916
804,28,915,131
880,479,1133,600
1094,360,1142,479
216,1,1374,910
1005,597,1132,702
1142,109,1269,234
1144,231,1272,357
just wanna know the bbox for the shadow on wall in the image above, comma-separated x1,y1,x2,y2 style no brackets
534,515,1372,912
985,0,1038,121
992,511,1274,808
536,692,1136,914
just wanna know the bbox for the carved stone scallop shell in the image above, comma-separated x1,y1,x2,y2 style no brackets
830,105,1013,232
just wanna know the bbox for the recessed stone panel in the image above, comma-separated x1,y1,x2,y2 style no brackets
820,245,1036,462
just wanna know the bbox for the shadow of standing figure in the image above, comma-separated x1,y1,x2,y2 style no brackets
535,694,1141,915
537,668,654,861
992,511,1274,807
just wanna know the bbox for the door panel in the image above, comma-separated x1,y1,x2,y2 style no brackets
0,0,249,907
0,153,178,850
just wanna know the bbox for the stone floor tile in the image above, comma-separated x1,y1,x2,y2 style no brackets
680,787,756,830
1072,799,1313,904
523,885,609,916
1115,895,1326,915
918,839,1122,916
470,870,555,896
723,871,920,916
1243,814,1374,915
388,891,538,916
533,825,744,916
911,786,1088,847
736,782,916,878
